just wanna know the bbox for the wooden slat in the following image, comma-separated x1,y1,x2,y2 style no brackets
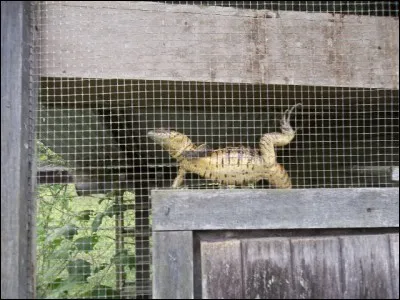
1,1,36,298
36,166,74,184
200,240,243,299
242,238,293,299
39,1,399,89
152,231,194,299
389,234,399,298
392,167,399,182
290,237,342,298
340,234,393,299
151,188,399,231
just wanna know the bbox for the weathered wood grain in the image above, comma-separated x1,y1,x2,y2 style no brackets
340,234,393,299
152,231,194,299
200,240,243,299
242,238,293,299
388,234,399,298
39,1,399,89
392,167,399,182
290,236,342,299
151,188,399,231
1,1,36,298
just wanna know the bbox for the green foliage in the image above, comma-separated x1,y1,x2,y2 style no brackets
111,250,136,271
67,259,92,282
91,213,105,233
74,236,98,252
36,183,136,298
36,140,68,167
90,285,120,299
36,141,137,298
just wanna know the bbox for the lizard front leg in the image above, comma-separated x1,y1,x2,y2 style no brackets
172,167,186,188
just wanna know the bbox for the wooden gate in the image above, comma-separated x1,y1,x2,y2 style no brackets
152,189,399,299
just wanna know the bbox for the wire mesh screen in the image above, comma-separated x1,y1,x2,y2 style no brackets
33,1,398,299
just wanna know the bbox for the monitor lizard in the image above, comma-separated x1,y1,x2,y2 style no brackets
148,103,301,189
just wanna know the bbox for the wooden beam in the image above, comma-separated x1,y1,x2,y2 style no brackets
39,1,398,89
1,1,36,298
152,188,399,231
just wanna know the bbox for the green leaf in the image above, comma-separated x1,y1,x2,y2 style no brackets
74,236,98,252
67,259,92,282
93,263,109,274
91,213,104,233
91,285,119,299
61,224,78,240
44,280,79,299
51,247,71,259
48,237,63,249
111,250,136,270
46,224,78,243
76,210,94,221
47,278,64,290
104,204,127,217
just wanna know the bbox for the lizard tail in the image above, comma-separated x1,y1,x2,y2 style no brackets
266,163,292,189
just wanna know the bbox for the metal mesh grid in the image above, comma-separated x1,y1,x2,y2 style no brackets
33,1,398,298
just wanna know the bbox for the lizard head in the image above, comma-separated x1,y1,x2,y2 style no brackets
148,129,194,159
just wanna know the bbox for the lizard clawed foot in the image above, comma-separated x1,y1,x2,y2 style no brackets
280,103,302,133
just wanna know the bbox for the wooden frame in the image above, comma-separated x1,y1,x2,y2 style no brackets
152,188,399,299
153,188,399,231
1,1,37,298
40,1,399,89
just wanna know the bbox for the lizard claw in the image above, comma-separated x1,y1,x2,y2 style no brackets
280,103,301,132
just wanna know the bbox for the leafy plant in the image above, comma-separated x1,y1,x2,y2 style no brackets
36,141,136,298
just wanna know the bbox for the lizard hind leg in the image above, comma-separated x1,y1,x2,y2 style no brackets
266,163,292,189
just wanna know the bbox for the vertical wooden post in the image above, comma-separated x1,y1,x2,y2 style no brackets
1,1,37,299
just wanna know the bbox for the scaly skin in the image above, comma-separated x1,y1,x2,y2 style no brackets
148,103,301,189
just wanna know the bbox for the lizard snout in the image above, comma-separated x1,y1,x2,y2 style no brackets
147,130,157,141
148,130,165,143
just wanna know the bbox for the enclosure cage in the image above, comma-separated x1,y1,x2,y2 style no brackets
1,0,398,299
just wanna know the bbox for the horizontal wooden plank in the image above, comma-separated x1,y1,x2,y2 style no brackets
36,166,74,184
39,1,398,88
152,231,194,299
151,188,399,231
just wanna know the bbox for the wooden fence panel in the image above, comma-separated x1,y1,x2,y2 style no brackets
242,238,293,299
340,234,393,299
200,240,243,299
290,237,342,299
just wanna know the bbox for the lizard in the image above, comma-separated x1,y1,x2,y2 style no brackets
148,103,301,189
